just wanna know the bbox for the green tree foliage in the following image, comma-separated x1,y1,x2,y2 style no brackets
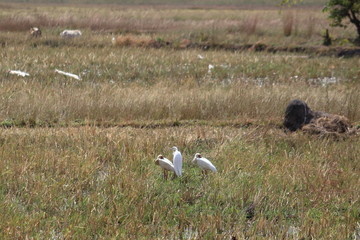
323,0,360,41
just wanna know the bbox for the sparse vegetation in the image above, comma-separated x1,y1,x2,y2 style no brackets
0,2,359,239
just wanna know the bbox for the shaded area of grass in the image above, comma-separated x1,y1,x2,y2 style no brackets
0,119,271,130
0,126,358,238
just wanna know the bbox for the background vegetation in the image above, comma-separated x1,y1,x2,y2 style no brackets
0,2,359,239
0,0,327,6
1,3,359,47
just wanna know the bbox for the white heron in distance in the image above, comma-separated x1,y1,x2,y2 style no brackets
55,69,81,80
60,29,82,38
8,70,30,77
172,146,182,177
192,153,217,175
155,155,175,180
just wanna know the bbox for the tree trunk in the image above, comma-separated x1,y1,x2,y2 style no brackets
348,9,360,43
356,23,360,42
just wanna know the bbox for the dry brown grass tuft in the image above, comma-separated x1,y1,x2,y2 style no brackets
179,38,192,48
282,11,294,37
305,16,315,38
112,34,157,47
241,16,258,35
302,114,358,137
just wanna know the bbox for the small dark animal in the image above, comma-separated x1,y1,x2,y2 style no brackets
283,99,328,132
283,99,313,131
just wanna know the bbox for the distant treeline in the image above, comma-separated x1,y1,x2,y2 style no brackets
0,0,326,6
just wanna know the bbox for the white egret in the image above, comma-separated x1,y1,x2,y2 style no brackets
192,153,217,175
155,155,175,180
172,146,182,177
55,69,81,80
111,34,117,45
208,64,214,73
8,70,30,77
60,30,82,38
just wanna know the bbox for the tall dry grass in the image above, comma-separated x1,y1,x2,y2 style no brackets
305,16,315,38
1,80,360,127
112,34,159,47
282,11,294,37
1,42,360,126
240,16,258,35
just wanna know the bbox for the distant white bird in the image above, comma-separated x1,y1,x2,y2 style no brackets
55,69,81,80
155,155,175,180
60,29,82,38
197,54,204,59
208,64,214,73
112,36,116,45
192,153,217,175
8,70,30,77
172,146,182,177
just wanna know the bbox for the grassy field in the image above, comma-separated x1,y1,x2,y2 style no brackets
0,3,359,239
1,126,359,239
0,3,359,46
0,0,327,6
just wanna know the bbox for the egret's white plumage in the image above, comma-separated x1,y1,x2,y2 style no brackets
192,153,217,174
60,29,82,38
155,155,175,172
172,146,182,177
155,155,175,180
208,64,214,73
8,70,30,77
55,69,81,80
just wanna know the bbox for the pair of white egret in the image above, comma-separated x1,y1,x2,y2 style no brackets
155,146,217,179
